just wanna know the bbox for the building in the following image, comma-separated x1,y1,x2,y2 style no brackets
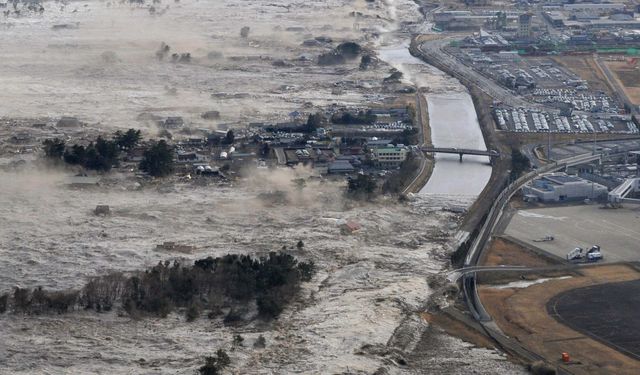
371,146,408,168
564,3,625,16
518,13,533,39
522,173,608,202
328,160,355,174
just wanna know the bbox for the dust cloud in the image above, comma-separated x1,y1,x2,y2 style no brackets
0,0,525,374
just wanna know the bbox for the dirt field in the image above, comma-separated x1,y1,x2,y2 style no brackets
481,236,558,268
605,61,640,105
552,56,614,96
479,265,640,374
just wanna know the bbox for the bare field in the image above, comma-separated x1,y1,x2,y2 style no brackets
479,265,640,374
481,236,558,268
606,61,640,105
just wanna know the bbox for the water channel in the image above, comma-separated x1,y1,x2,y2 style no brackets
378,44,492,205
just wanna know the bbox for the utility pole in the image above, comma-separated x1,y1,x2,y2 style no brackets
547,131,551,161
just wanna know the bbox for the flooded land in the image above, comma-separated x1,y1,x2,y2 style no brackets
0,0,525,373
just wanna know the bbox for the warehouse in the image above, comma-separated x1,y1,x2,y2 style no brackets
522,173,608,202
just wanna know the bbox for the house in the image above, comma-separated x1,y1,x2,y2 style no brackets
163,117,184,129
56,117,80,128
340,221,361,234
328,160,355,174
176,151,207,163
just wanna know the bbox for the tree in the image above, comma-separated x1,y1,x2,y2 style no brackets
298,261,315,282
347,174,377,200
63,144,87,165
139,140,174,177
304,113,324,133
233,334,244,347
511,148,531,180
114,129,141,150
215,349,230,368
198,357,220,375
186,304,200,322
198,349,230,375
296,240,304,250
42,138,65,160
223,130,235,145
253,335,266,349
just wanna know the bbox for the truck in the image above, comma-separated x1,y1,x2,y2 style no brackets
586,245,603,262
567,247,584,261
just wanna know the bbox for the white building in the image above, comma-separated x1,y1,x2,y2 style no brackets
371,146,408,168
523,173,608,202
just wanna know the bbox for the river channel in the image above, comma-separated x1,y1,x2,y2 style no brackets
378,44,492,205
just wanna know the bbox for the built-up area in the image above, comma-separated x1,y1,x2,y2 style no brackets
432,0,640,135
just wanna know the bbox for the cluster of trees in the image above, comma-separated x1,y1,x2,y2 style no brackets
510,148,531,180
304,113,325,133
331,110,377,125
317,42,362,66
346,173,378,200
43,130,175,177
392,127,419,146
139,140,174,177
1,252,315,322
43,129,142,172
381,154,421,195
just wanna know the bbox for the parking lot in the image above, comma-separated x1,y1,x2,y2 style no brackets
504,205,640,263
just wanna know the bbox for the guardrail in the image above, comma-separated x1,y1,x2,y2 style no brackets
462,152,602,321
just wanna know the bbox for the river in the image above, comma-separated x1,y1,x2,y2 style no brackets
377,44,492,205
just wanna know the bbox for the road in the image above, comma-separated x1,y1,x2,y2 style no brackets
402,93,431,194
595,56,639,116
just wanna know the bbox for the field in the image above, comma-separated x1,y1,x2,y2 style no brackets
549,279,640,360
479,264,640,374
605,61,640,105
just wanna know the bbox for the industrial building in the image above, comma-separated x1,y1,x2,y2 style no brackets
522,173,608,202
371,146,408,168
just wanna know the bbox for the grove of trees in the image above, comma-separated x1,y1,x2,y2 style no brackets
1,252,315,323
43,128,142,172
139,140,174,177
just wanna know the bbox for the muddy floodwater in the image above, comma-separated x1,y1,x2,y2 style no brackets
0,0,525,373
